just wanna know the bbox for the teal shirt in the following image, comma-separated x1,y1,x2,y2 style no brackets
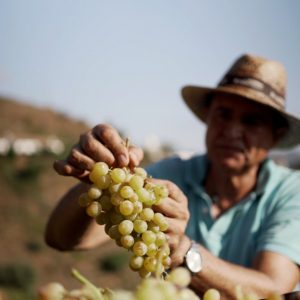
146,154,300,268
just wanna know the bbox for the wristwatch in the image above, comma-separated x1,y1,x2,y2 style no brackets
184,240,203,274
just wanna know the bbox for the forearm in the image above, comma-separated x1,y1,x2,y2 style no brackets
45,182,108,251
190,245,279,300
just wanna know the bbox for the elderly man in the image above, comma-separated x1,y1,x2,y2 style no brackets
46,54,300,299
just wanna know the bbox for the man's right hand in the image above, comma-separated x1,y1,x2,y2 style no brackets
53,124,144,182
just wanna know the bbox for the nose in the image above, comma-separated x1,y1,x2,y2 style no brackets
223,121,243,139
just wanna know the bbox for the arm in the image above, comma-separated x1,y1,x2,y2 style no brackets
172,237,299,300
190,245,298,299
45,182,109,250
45,124,143,250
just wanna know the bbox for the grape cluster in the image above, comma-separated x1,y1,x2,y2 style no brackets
38,267,202,300
78,162,171,278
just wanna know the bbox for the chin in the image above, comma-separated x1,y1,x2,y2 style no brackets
212,155,245,172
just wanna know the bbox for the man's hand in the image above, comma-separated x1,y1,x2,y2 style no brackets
149,178,190,266
53,124,144,182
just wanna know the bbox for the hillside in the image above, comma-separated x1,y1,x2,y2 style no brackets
0,96,140,299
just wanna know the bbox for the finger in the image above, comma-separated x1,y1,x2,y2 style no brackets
148,178,187,203
128,145,144,168
164,217,187,236
53,160,90,179
67,145,96,171
170,235,191,267
166,233,180,252
80,130,116,165
93,124,129,166
153,198,187,219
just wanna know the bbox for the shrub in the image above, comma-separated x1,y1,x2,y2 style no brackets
98,251,130,272
0,263,36,291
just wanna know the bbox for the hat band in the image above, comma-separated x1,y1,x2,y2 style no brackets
219,75,285,108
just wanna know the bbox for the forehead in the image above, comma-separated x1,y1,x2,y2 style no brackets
211,93,272,114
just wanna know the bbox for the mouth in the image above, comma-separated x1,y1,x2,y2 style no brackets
215,143,245,153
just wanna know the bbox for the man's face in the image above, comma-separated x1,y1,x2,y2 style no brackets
205,94,278,173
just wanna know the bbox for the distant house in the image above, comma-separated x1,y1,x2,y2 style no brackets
0,135,65,156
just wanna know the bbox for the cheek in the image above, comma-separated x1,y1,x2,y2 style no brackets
246,129,275,149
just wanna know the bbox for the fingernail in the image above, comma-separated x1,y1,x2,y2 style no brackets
118,154,128,166
129,152,138,165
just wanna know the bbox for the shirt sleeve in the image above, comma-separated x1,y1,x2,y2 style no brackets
255,171,300,266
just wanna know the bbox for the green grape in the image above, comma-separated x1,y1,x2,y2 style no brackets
178,288,200,300
136,188,151,203
129,175,144,191
87,185,102,199
126,213,138,221
109,211,124,225
129,255,144,270
160,280,178,299
153,213,169,231
108,225,121,240
78,193,92,207
133,220,148,234
132,201,143,214
155,232,167,247
104,222,112,235
110,168,126,183
144,192,157,206
141,230,156,245
154,185,169,199
144,181,155,191
129,192,139,202
99,195,113,211
119,200,134,216
120,185,135,199
139,208,154,221
86,201,102,217
91,161,109,177
162,256,171,268
167,267,191,288
109,183,121,194
94,174,111,189
134,167,147,179
133,241,148,256
38,282,66,300
96,211,110,225
111,193,123,206
120,235,135,248
143,256,157,272
203,288,221,300
147,221,160,233
146,243,157,257
138,267,151,279
118,220,134,235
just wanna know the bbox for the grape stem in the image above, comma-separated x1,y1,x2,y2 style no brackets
71,268,105,300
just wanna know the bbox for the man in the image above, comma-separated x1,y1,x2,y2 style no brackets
46,54,300,299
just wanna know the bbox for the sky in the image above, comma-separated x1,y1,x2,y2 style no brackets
0,1,300,153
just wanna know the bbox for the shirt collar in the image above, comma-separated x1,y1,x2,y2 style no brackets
184,154,273,198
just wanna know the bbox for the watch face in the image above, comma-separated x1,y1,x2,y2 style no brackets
186,247,202,273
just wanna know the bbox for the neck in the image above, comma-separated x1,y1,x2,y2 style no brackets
205,163,260,204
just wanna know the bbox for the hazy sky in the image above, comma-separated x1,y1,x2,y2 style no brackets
1,1,300,153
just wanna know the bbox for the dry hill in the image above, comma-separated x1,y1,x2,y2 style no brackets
0,96,140,300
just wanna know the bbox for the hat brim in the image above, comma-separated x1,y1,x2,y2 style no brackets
181,85,300,149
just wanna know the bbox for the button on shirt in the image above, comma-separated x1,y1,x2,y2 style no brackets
146,154,300,268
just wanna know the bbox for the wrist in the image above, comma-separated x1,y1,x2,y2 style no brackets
170,235,192,267
183,239,203,274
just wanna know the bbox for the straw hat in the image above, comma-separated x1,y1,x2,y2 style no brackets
181,54,300,149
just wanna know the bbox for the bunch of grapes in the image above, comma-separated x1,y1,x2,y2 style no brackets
38,267,285,300
38,267,202,300
78,161,171,278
